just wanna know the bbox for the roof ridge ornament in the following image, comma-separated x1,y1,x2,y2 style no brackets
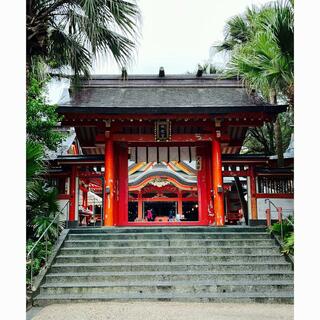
196,65,203,77
159,67,165,77
121,67,128,81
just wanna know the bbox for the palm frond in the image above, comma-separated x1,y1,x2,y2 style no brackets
26,140,46,182
27,0,141,79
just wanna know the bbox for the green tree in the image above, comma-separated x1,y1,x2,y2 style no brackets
27,76,64,151
27,0,141,79
26,77,62,242
218,0,294,165
242,112,293,155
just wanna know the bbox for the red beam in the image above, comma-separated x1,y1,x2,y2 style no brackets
222,170,249,177
129,197,198,202
78,172,103,178
95,133,231,143
255,193,294,199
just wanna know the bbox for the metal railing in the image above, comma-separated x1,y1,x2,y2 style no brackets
265,198,283,239
265,198,294,241
26,201,69,290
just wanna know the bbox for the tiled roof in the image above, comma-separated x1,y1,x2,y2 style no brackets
58,75,286,115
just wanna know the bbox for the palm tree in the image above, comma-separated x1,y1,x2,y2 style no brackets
27,0,141,78
218,1,294,166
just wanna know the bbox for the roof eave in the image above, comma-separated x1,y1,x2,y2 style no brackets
57,104,287,115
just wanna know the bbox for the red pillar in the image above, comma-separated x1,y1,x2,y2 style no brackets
212,139,225,226
138,192,143,220
197,146,210,225
249,166,258,221
104,137,114,226
178,190,183,215
69,165,77,221
118,144,128,225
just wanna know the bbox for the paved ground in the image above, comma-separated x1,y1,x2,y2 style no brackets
28,302,293,320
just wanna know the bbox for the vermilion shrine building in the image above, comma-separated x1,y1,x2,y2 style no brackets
47,74,293,227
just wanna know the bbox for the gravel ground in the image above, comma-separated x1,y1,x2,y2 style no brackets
29,302,293,320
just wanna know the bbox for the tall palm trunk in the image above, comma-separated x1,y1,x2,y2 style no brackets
270,92,284,167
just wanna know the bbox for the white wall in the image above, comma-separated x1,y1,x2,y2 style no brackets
257,198,294,220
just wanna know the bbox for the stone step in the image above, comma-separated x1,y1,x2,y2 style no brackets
40,280,293,295
55,253,285,264
33,227,293,306
44,271,293,283
69,226,267,234
33,291,294,306
49,262,291,274
59,246,278,256
67,232,270,240
63,239,275,248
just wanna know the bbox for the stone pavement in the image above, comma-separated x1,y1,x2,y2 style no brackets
28,302,293,320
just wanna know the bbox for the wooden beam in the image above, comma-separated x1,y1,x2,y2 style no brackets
95,133,231,143
222,170,249,177
255,193,293,199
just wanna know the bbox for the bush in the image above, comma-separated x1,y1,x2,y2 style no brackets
268,216,294,257
268,215,294,237
282,232,294,255
26,239,53,287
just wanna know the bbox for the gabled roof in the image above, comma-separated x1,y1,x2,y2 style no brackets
58,75,286,115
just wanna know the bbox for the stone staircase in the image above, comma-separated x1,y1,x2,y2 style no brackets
33,226,294,305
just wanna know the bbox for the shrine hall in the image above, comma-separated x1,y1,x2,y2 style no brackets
47,73,293,228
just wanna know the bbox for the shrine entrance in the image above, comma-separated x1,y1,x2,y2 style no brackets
116,144,211,226
127,158,200,224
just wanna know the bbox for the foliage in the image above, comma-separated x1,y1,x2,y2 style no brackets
268,217,294,237
26,140,46,182
198,63,223,75
26,239,53,285
26,75,61,241
27,182,60,236
27,0,141,79
282,232,294,255
268,216,294,256
221,0,294,105
27,76,64,151
26,77,61,258
242,110,293,155
217,0,294,162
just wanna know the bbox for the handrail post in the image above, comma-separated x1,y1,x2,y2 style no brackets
45,233,48,263
56,214,59,238
266,208,271,226
30,251,33,290
278,207,283,240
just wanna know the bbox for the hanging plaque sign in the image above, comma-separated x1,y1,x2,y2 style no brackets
155,120,171,142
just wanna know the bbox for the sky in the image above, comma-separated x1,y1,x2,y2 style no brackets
93,0,271,75
48,0,272,103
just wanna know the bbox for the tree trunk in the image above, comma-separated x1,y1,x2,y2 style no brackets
266,123,275,155
270,92,284,167
274,115,284,167
234,177,248,225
